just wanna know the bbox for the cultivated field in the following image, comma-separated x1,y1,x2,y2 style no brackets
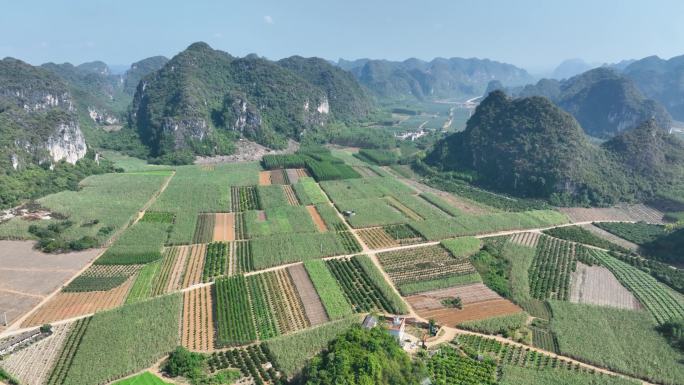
357,227,399,249
181,286,214,351
22,276,134,327
508,232,541,248
288,264,329,326
306,205,328,232
0,323,72,385
406,283,522,325
212,213,235,241
569,262,641,310
154,246,189,294
181,244,206,288
0,241,102,331
377,244,480,295
580,224,639,251
559,203,666,224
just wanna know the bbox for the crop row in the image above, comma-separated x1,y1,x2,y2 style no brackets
455,334,592,373
125,261,161,304
192,213,215,244
262,154,308,170
231,186,260,212
95,222,167,265
304,260,353,319
202,242,228,282
528,236,576,301
235,241,254,273
590,249,684,324
215,275,257,346
383,223,423,244
63,275,129,292
326,257,397,314
207,344,286,385
46,317,91,385
377,245,477,287
151,247,180,296
140,211,175,224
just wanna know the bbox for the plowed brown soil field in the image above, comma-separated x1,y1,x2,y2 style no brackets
22,276,134,327
181,285,214,352
182,244,206,288
166,246,189,292
258,171,271,186
407,283,522,325
306,205,327,232
213,213,235,242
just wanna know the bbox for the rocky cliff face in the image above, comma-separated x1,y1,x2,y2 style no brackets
0,58,88,170
130,42,339,157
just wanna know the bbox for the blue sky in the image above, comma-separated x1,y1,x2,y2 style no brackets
1,0,683,73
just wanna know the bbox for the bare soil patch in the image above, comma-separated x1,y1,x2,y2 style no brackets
569,262,641,310
182,286,214,352
258,171,271,186
407,283,522,325
285,168,308,184
559,204,665,224
0,241,101,331
287,264,329,326
306,206,327,232
269,170,287,185
195,139,299,164
213,213,235,242
22,276,134,327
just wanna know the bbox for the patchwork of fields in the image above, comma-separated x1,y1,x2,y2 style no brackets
1,148,681,385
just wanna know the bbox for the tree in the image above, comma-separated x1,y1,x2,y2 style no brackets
301,326,425,385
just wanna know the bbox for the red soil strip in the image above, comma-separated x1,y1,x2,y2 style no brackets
213,213,235,242
306,205,328,232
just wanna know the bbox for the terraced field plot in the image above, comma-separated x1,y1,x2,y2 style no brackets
22,276,134,327
182,286,214,351
45,317,91,385
407,283,522,325
590,249,684,323
231,186,260,212
0,324,73,385
64,264,142,293
326,257,399,313
559,203,665,223
569,262,641,310
377,244,480,295
285,168,308,184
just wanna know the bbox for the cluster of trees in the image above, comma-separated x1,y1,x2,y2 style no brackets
300,326,426,385
0,153,119,209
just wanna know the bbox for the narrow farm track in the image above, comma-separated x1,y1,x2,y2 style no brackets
0,171,175,337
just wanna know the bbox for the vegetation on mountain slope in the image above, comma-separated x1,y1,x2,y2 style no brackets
426,91,684,206
518,67,671,137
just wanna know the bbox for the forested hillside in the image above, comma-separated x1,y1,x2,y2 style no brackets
518,68,671,137
426,90,684,205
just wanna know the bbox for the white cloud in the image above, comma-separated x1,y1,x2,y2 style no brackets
213,32,223,39
264,15,274,24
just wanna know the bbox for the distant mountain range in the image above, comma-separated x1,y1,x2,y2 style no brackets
622,55,684,121
426,90,684,205
338,57,534,101
515,67,671,138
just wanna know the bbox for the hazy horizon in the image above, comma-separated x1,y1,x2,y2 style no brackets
2,0,683,74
